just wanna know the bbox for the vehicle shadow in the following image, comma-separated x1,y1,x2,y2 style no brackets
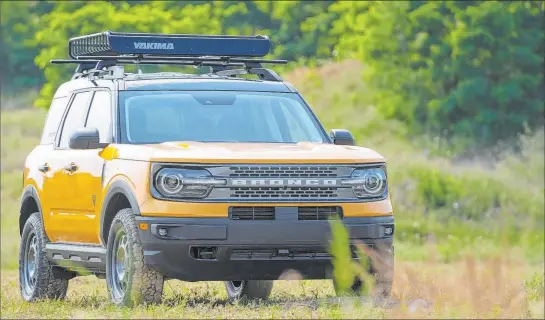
161,294,407,311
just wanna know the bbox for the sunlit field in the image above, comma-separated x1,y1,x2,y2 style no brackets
2,258,542,319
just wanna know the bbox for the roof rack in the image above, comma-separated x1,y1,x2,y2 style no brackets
52,31,287,81
68,31,271,58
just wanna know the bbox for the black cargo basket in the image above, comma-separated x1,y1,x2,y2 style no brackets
68,31,271,59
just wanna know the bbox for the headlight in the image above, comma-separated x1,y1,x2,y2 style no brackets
154,167,226,199
342,166,388,199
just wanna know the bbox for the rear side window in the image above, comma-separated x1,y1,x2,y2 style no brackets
85,91,112,143
40,97,69,145
58,91,92,148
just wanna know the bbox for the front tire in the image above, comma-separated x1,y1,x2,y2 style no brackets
19,213,69,301
224,280,273,301
106,208,164,306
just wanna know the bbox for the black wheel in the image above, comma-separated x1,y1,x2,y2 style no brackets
19,213,69,301
106,208,164,306
224,280,273,300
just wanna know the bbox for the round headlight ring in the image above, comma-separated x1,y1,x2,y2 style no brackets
361,171,384,194
157,171,184,195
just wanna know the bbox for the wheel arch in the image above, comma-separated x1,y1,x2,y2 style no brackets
100,180,141,245
20,185,42,236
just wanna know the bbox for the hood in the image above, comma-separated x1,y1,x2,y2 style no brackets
112,141,385,164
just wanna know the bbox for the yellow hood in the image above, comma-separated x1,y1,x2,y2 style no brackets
112,141,385,164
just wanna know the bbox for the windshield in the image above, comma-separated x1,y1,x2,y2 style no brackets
118,91,328,144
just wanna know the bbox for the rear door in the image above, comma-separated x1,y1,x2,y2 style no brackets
44,91,93,242
32,96,70,242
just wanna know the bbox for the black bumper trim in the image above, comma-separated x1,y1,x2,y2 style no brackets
135,215,394,281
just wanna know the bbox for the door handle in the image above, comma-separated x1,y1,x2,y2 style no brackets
64,162,78,173
38,164,50,173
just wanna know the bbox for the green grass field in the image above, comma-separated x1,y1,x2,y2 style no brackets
1,61,543,318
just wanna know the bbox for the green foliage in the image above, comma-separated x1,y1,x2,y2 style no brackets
7,1,337,107
329,219,374,296
0,1,53,92
4,1,543,150
332,1,545,148
524,272,545,302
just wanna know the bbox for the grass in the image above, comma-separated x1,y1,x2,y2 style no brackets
1,259,543,319
1,60,543,318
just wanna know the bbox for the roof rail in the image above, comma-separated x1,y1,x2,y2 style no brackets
52,31,288,81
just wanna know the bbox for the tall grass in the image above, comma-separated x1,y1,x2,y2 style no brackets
328,219,544,318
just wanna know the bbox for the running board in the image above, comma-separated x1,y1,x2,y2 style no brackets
45,243,107,273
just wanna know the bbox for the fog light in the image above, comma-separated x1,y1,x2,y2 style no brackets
384,226,393,235
158,228,168,237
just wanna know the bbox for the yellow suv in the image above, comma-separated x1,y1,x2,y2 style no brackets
19,32,394,306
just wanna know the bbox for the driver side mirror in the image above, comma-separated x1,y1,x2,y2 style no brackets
69,128,108,149
330,129,355,146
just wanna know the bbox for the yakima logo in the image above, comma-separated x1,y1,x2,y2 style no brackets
134,42,174,50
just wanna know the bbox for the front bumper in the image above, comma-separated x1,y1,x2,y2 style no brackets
135,215,394,281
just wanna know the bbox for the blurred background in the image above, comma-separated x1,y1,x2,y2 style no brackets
0,1,543,318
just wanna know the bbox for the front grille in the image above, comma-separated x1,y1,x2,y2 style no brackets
230,247,332,260
230,207,275,220
230,187,339,199
229,165,339,178
298,206,343,220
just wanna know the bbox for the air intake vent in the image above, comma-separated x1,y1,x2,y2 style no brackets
297,206,343,220
231,247,332,260
230,207,275,220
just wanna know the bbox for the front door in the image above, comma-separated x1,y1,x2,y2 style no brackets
65,90,112,243
45,90,112,244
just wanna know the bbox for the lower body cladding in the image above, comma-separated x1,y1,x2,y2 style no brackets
135,215,394,282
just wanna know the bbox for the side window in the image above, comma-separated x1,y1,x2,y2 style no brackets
58,91,92,148
40,97,69,145
85,91,112,143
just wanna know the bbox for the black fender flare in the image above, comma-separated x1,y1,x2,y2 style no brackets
19,185,43,235
100,180,141,244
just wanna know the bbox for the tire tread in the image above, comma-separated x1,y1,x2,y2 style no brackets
19,213,69,301
106,208,164,306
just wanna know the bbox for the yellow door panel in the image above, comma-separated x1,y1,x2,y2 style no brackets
44,149,104,243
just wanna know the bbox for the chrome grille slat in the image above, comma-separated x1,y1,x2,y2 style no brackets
204,164,362,201
231,187,339,199
229,165,340,178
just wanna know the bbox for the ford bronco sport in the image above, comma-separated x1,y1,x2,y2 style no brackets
19,32,394,306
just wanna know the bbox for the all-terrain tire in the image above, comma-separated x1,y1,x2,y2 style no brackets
106,208,164,306
224,280,274,300
19,213,69,301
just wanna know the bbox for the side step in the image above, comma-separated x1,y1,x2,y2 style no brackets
45,243,107,274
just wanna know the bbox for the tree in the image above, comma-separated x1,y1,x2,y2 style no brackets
331,0,544,147
0,1,54,92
